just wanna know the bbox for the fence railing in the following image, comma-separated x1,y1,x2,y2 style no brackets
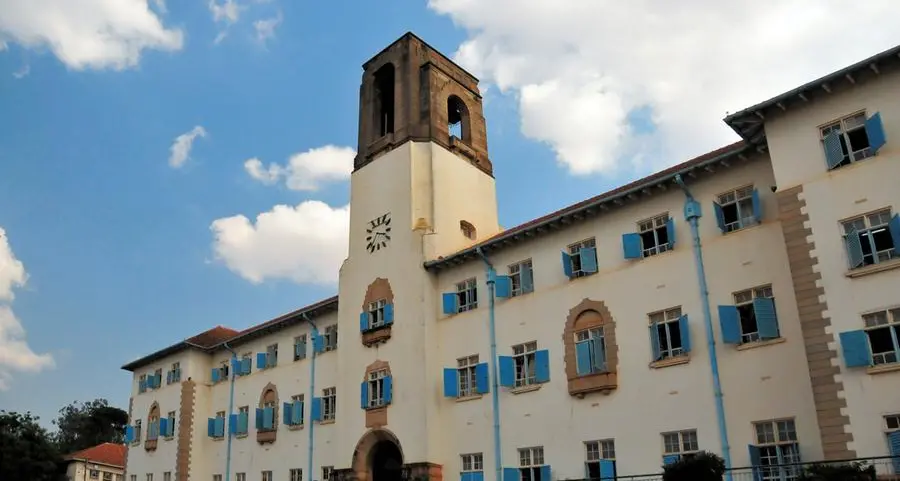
562,456,899,481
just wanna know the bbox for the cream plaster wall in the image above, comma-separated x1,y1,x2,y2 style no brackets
764,68,900,459
127,351,184,479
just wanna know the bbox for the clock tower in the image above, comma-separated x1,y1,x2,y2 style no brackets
334,32,501,481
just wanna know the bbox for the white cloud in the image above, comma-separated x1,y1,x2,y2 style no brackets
0,0,183,71
253,12,282,43
0,228,54,391
152,0,167,15
427,0,900,177
12,63,29,79
244,145,355,191
168,125,208,169
210,201,350,285
209,0,241,43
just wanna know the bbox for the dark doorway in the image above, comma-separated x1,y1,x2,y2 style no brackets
373,64,395,137
370,439,403,481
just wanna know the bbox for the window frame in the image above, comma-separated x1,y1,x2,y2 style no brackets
716,185,757,233
509,259,534,297
512,342,538,387
819,110,875,170
456,278,478,312
638,213,672,258
567,238,597,278
840,208,898,269
650,307,686,360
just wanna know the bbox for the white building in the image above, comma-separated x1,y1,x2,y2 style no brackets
64,443,126,481
122,33,900,481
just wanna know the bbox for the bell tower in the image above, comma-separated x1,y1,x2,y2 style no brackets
354,32,493,176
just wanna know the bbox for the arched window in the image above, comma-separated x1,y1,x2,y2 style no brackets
447,95,470,141
373,64,395,138
257,383,279,443
460,220,476,240
145,403,160,449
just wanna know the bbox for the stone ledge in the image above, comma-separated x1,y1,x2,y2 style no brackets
736,337,787,351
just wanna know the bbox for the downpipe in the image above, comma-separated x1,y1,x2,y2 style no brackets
674,174,733,478
302,313,319,481
222,342,238,481
475,246,503,481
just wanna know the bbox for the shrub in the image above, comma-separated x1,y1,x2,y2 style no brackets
662,451,726,481
797,461,876,481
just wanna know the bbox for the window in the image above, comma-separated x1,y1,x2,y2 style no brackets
134,420,142,444
820,111,886,170
662,429,699,463
368,299,387,329
131,475,137,481
169,362,181,384
290,469,303,481
639,213,672,257
367,369,388,408
518,447,545,481
509,260,534,297
513,342,537,387
750,419,801,481
138,374,147,393
266,344,278,367
460,220,476,240
456,278,478,312
214,476,222,481
733,285,778,343
861,309,900,365
841,209,899,269
236,474,246,481
322,387,336,421
262,399,277,431
214,411,226,438
148,408,160,440
294,335,307,361
575,328,607,375
448,96,469,141
237,406,249,434
650,307,688,361
289,394,305,426
163,473,171,481
715,185,758,233
154,368,162,388
585,440,616,481
146,475,153,481
91,471,100,479
373,63,395,137
322,467,334,481
461,453,484,475
322,325,338,351
166,411,176,438
217,361,230,381
261,472,272,481
885,415,900,475
565,238,597,278
457,355,479,397
104,472,113,481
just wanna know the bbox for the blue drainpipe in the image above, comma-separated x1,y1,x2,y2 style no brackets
301,313,319,481
222,342,238,481
475,246,503,481
674,174,733,478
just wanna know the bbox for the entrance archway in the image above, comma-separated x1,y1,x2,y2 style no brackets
351,429,405,481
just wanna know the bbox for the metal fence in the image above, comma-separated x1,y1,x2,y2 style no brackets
562,456,899,481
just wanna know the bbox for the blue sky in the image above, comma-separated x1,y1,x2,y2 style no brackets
0,0,898,430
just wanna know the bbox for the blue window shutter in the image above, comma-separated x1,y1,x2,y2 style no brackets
889,431,900,474
384,304,394,325
156,373,162,387
748,445,763,481
359,311,369,332
139,380,145,392
442,368,458,397
255,408,263,429
753,298,779,339
360,381,368,409
211,368,220,383
580,247,598,273
751,189,762,223
166,371,173,385
561,251,573,278
494,275,512,298
159,418,168,437
823,130,845,169
713,202,726,233
534,349,550,383
442,292,458,315
592,337,606,372
282,402,292,425
313,334,324,353
622,233,642,259
292,400,303,425
889,214,900,256
238,411,248,433
498,356,515,387
575,340,592,376
384,375,393,404
257,352,267,370
311,397,322,421
472,473,484,481
521,264,534,293
229,414,237,434
475,363,489,394
502,468,519,481
839,330,871,368
231,359,241,374
865,112,886,154
125,425,134,443
294,342,303,360
718,305,742,344
667,218,676,248
460,473,470,481
262,407,273,429
207,418,215,437
679,315,691,353
214,417,224,437
663,455,680,465
649,323,661,361
242,358,251,375
539,465,550,481
599,460,615,480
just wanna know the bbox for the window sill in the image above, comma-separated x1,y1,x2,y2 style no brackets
143,439,158,451
566,272,598,283
845,259,900,278
455,394,483,403
287,424,305,431
510,384,542,395
364,404,388,411
362,325,392,347
867,363,900,376
721,221,763,236
736,337,786,351
164,436,175,441
235,433,248,439
649,356,690,369
319,419,336,425
212,436,225,442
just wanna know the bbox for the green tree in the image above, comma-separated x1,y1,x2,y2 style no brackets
53,398,128,454
0,410,64,481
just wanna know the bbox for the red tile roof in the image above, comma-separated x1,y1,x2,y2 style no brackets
186,325,240,348
65,443,126,468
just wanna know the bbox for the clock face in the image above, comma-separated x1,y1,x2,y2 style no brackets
366,212,392,253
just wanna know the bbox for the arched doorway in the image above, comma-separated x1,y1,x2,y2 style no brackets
351,429,405,481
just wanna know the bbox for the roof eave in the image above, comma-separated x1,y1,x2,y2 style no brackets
208,296,339,351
